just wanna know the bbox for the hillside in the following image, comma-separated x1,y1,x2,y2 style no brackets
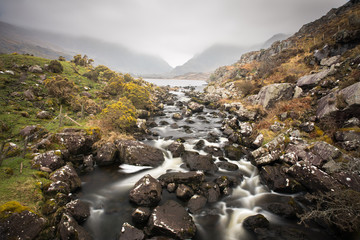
0,21,173,75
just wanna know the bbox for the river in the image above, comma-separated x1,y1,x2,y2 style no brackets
79,79,334,240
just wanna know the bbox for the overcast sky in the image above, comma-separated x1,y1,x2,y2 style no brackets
0,0,347,67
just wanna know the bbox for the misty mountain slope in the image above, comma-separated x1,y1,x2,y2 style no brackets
0,21,173,74
261,33,290,49
171,44,247,76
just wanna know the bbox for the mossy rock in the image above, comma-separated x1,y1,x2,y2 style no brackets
0,201,33,219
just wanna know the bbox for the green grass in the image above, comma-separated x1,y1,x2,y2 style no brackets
0,157,51,212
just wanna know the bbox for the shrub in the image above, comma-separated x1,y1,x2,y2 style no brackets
103,75,125,96
234,80,259,97
123,82,152,110
99,97,137,131
44,76,77,103
48,60,63,73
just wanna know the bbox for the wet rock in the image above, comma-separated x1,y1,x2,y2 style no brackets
158,171,205,188
32,150,65,172
194,140,205,150
255,83,295,109
334,130,360,151
200,182,221,203
0,202,46,240
203,146,223,157
296,70,331,89
132,207,151,225
159,121,169,126
65,199,90,223
206,131,220,142
215,175,237,193
119,222,145,240
147,200,196,239
176,184,194,200
182,151,218,173
96,142,118,166
286,161,342,193
260,164,305,193
129,174,162,207
242,214,269,232
187,195,207,214
116,140,165,167
36,110,52,119
172,113,183,120
50,163,82,192
188,101,204,113
56,128,101,156
167,142,185,158
224,145,247,160
58,213,93,240
316,82,360,119
82,155,95,173
216,161,239,171
264,199,302,219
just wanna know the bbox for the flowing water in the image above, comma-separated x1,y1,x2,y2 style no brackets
79,80,333,240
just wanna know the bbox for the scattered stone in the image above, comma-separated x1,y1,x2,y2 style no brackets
129,174,162,207
24,89,35,101
158,171,205,187
36,110,52,119
188,101,204,113
216,161,239,171
28,65,43,73
172,113,183,120
320,55,341,67
252,134,264,149
200,182,221,203
203,146,223,157
119,222,145,240
269,121,285,132
182,151,218,173
299,122,315,133
147,200,196,239
132,207,151,225
296,70,331,89
194,140,205,150
176,184,194,200
167,142,185,158
239,122,253,136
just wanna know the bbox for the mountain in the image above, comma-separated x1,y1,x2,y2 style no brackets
0,21,173,75
170,34,290,77
170,44,247,76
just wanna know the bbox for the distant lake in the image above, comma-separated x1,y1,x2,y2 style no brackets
143,78,207,88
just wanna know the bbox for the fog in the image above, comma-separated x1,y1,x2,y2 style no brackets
0,0,347,67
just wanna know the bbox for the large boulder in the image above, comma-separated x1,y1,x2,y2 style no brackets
242,214,269,232
129,175,162,207
116,140,165,167
0,201,46,240
55,128,101,156
224,145,247,160
96,142,118,166
254,83,295,109
32,150,65,172
65,199,90,223
50,163,82,192
200,182,221,203
147,200,196,239
187,195,207,214
182,151,218,173
296,70,331,89
58,213,93,240
316,82,360,119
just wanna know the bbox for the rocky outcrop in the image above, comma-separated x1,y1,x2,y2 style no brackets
147,200,196,239
32,150,65,172
252,83,295,109
116,140,165,167
316,82,360,119
129,175,162,207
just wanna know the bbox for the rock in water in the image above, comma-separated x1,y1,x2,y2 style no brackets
129,175,162,207
116,140,165,167
119,222,145,240
147,200,196,239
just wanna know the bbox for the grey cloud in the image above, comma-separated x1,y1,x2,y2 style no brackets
0,0,347,66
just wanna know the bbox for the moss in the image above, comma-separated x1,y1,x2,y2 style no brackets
34,171,49,179
3,167,14,176
0,201,33,219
